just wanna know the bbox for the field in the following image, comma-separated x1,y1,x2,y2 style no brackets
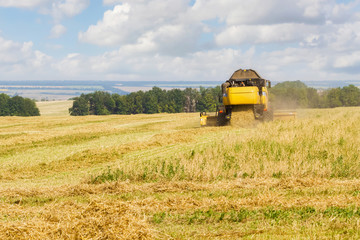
1,102,360,239
36,101,73,116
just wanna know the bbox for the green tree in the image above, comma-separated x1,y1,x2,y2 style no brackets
270,80,309,109
69,95,89,116
0,93,10,116
340,85,360,106
0,94,40,116
326,88,342,108
183,88,199,112
143,91,158,114
134,92,144,114
307,87,320,108
210,86,222,106
167,89,185,113
151,87,168,112
126,91,144,114
197,87,217,112
88,91,115,115
8,96,26,116
112,94,128,114
23,98,40,116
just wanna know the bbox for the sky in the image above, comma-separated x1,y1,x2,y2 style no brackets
0,0,360,82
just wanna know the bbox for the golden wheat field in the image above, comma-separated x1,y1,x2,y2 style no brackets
1,102,360,239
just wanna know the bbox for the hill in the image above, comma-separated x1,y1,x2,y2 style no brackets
36,100,73,116
0,108,360,239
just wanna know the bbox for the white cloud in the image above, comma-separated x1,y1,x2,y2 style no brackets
0,36,53,80
298,0,329,19
49,24,67,38
216,23,318,45
102,0,148,6
3,0,360,82
81,0,360,51
80,2,190,41
49,0,90,22
0,0,47,8
326,22,360,52
103,0,126,5
79,4,131,46
0,0,89,21
0,0,89,42
0,38,44,65
79,1,200,56
334,51,360,69
190,0,332,25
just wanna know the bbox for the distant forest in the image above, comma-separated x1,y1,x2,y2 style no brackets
69,81,360,116
0,94,40,116
69,87,221,116
270,81,360,109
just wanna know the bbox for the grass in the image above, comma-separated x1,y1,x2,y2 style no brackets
0,105,360,239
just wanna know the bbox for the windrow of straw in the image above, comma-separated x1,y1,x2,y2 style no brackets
0,199,156,240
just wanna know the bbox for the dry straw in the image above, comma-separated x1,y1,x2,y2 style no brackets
0,199,156,240
230,105,257,128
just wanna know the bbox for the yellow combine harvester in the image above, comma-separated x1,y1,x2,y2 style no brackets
200,69,296,126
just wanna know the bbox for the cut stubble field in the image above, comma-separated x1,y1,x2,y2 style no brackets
1,102,360,239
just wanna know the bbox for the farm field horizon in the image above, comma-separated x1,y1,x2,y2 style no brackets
1,102,360,239
1,79,359,101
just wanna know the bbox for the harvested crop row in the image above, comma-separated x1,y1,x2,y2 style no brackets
0,199,155,240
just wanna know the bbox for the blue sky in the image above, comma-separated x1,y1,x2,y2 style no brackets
1,0,360,82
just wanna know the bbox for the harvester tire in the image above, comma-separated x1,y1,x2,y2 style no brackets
217,112,228,126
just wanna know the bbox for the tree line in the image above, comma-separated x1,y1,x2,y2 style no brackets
69,87,222,116
69,81,360,116
269,80,360,109
0,94,40,116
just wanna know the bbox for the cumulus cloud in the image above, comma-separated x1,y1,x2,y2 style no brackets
216,23,319,45
49,24,67,38
79,0,199,55
79,4,132,45
81,0,360,52
0,0,89,20
49,0,90,22
190,0,330,25
326,22,360,52
0,36,53,79
68,48,254,81
103,0,127,5
334,51,360,70
2,0,360,81
0,0,47,8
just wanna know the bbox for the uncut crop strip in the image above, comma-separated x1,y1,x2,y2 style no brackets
89,127,254,183
119,128,230,162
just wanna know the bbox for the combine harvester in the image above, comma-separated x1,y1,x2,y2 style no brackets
200,69,296,127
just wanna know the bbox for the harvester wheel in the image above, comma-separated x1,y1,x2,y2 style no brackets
217,112,228,126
